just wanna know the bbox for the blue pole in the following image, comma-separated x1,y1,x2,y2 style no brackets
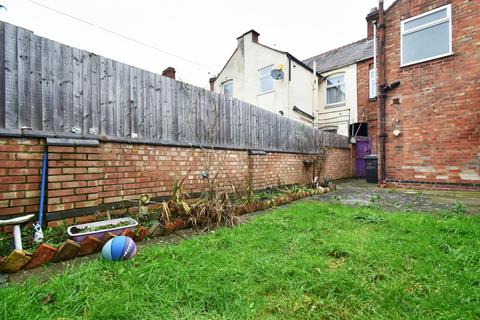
38,149,48,224
34,148,48,242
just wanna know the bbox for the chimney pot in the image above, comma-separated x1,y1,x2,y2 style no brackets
162,67,176,79
209,77,216,92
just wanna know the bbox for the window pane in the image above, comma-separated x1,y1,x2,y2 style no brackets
327,83,345,105
260,67,271,77
404,8,447,31
259,67,273,93
403,21,450,64
327,75,344,87
369,69,376,98
223,81,233,97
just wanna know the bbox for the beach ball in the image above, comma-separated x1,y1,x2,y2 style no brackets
101,236,137,261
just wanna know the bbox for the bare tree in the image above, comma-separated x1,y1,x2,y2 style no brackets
180,82,230,200
295,125,330,188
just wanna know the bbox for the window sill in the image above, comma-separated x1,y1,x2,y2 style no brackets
400,52,454,68
325,102,346,108
257,90,274,96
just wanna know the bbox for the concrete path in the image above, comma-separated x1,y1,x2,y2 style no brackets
314,178,480,214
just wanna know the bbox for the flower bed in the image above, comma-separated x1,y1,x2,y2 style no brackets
0,184,334,274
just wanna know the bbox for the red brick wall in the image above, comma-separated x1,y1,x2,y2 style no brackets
380,0,480,188
0,137,352,220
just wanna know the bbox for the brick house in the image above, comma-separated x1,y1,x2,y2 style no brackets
303,9,379,177
369,0,480,189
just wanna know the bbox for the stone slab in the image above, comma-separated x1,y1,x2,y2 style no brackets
23,243,58,270
135,227,150,242
101,232,116,246
77,236,102,257
0,250,31,273
121,229,135,239
51,239,81,263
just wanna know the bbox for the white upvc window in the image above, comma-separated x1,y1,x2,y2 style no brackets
223,80,233,97
325,73,345,106
258,65,274,94
401,4,453,66
369,68,376,99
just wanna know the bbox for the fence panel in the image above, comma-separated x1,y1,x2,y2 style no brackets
0,21,349,151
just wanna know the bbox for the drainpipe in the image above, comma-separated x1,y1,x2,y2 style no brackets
377,0,387,182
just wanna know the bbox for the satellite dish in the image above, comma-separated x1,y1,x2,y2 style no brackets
271,69,284,80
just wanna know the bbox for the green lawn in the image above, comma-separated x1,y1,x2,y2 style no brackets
1,201,479,319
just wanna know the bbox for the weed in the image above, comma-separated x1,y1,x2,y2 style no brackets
352,214,386,224
452,200,468,214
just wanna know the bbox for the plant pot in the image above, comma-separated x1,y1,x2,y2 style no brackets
67,217,138,243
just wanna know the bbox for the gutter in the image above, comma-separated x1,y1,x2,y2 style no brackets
378,0,387,182
292,106,315,121
378,0,400,183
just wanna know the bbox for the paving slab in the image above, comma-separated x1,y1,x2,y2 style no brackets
51,240,81,263
0,250,31,273
23,243,57,270
314,178,480,214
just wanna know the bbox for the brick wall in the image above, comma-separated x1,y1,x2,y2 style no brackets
379,0,480,189
0,137,352,221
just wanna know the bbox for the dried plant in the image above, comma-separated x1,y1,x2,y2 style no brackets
180,83,229,201
295,125,330,187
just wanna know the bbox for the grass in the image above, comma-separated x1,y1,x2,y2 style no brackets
1,201,479,319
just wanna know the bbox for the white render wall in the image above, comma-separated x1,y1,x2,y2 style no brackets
214,32,315,124
315,64,358,136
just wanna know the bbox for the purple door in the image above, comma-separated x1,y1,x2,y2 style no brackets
355,140,369,177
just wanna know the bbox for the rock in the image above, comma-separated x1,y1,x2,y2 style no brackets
0,250,31,273
51,240,81,263
135,227,150,242
77,236,102,257
121,229,136,239
23,243,58,270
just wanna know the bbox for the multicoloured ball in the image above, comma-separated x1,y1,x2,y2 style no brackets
101,236,137,261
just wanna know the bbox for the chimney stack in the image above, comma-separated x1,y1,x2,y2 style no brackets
209,77,216,91
162,67,176,79
366,7,379,39
237,30,260,45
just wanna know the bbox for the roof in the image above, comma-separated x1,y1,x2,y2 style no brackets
303,38,374,74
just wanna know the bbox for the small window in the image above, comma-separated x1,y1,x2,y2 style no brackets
223,80,233,97
369,66,376,99
401,4,452,66
326,74,345,106
258,66,273,94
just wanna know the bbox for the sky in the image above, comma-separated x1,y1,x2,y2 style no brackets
0,0,394,89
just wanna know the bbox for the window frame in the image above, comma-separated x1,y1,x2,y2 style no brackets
222,79,233,98
258,65,274,95
369,68,376,99
400,4,453,67
325,73,346,107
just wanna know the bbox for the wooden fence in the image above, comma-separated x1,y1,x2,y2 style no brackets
0,21,348,152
